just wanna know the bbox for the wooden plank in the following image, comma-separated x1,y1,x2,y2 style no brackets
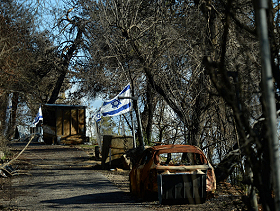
56,109,63,136
64,109,71,136
78,109,85,135
71,109,78,135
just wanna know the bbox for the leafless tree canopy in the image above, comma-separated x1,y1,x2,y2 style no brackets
2,0,280,210
57,0,278,209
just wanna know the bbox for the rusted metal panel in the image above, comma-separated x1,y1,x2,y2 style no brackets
156,165,209,171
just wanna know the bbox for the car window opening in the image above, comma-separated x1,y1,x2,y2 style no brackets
158,152,204,166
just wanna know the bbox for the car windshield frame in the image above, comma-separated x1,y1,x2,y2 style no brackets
153,145,208,165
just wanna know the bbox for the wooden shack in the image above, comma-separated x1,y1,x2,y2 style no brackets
42,104,88,145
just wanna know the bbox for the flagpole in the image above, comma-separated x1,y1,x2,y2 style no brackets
118,96,145,151
130,111,136,148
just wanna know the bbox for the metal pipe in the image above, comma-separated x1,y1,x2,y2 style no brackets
130,111,136,148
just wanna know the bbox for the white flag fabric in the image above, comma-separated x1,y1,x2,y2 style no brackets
32,106,43,126
93,107,102,122
94,121,102,152
101,84,132,117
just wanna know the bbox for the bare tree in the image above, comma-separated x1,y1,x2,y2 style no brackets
47,1,279,209
0,0,68,139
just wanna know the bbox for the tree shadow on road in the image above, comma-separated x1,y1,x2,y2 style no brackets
41,191,137,206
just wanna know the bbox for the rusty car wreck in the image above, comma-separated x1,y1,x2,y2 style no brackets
129,144,216,204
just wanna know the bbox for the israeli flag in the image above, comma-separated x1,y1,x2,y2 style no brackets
93,107,102,122
101,84,132,117
32,106,43,126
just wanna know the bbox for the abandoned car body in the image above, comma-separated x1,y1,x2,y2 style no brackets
129,145,216,204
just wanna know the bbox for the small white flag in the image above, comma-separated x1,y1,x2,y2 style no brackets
32,106,43,126
101,84,132,117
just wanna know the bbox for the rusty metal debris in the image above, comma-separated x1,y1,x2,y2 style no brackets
129,144,216,204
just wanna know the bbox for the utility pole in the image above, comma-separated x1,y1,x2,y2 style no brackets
255,0,280,210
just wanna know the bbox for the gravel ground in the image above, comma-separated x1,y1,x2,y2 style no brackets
0,142,247,211
99,169,246,211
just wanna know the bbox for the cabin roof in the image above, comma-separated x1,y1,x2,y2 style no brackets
44,104,87,109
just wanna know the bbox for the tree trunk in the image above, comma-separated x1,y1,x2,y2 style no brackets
0,93,8,135
141,82,156,144
6,92,19,139
47,28,83,104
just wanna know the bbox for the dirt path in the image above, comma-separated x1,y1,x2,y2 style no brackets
0,142,246,211
0,142,151,211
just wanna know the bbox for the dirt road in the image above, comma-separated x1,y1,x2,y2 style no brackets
0,142,151,211
0,142,246,211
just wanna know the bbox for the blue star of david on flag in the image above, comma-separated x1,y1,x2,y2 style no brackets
100,84,132,117
111,99,121,108
93,108,102,122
